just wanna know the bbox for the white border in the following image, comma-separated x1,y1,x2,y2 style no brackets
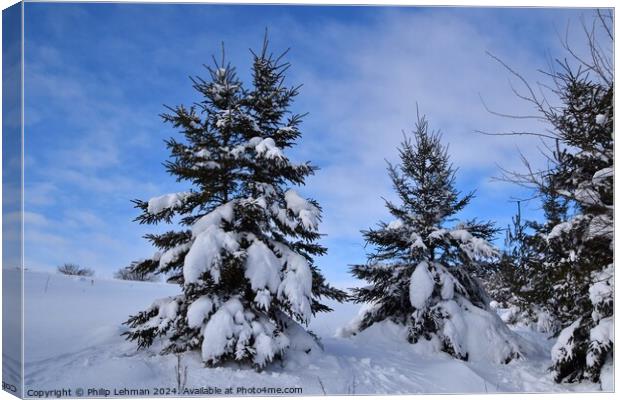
0,2,616,400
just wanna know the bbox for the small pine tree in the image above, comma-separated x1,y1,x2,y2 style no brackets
483,202,529,309
122,38,346,368
488,196,564,333
515,184,568,327
349,116,521,363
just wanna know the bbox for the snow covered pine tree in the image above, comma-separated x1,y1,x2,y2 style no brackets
122,39,346,368
490,13,613,384
543,48,614,385
349,116,522,363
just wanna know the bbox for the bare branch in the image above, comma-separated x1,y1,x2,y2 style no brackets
596,9,614,40
486,52,544,111
477,93,542,120
475,129,557,141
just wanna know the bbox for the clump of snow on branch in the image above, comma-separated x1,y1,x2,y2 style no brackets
284,190,320,230
147,192,191,214
142,297,180,331
449,228,498,259
276,245,313,321
158,243,191,270
230,137,284,160
245,240,281,293
199,297,291,367
184,202,238,283
551,318,582,370
336,303,379,338
255,138,284,159
187,296,215,329
409,262,434,309
592,166,613,184
387,219,404,230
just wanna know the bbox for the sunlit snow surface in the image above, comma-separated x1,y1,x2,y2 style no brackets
17,269,610,395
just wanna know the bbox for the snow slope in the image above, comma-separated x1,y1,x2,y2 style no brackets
16,269,608,396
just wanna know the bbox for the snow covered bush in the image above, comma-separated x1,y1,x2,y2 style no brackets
349,116,522,364
122,38,346,368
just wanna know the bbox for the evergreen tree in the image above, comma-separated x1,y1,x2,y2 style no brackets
349,116,522,363
490,13,613,383
516,183,569,327
544,62,613,384
484,202,528,309
488,195,565,333
122,39,346,368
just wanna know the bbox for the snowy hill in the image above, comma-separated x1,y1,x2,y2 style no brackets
16,269,607,395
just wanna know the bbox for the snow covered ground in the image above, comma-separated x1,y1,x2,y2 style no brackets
15,269,609,396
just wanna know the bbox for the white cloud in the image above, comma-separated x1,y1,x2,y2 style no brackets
65,210,106,230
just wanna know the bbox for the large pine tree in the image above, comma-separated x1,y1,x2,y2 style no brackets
122,39,346,368
489,13,613,384
349,116,522,363
544,60,613,384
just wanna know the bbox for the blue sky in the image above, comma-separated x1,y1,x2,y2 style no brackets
3,3,22,271
22,4,599,285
